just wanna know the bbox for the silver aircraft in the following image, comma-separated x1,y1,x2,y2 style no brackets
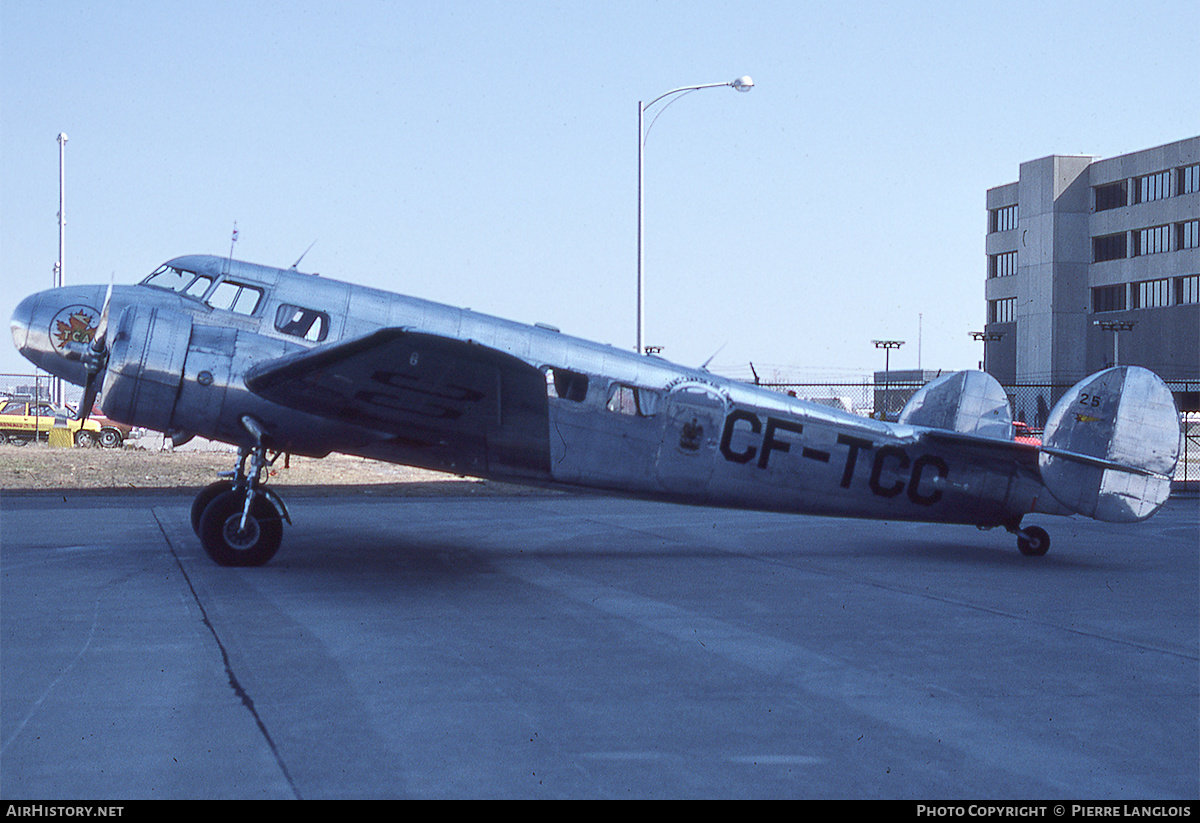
11,254,1182,566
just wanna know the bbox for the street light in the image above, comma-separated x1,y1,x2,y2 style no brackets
872,339,905,420
55,132,67,407
637,76,753,354
1094,320,1136,367
970,330,1005,373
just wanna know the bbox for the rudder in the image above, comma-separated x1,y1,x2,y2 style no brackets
1038,367,1181,522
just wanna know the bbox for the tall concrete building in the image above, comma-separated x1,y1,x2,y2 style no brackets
984,136,1199,420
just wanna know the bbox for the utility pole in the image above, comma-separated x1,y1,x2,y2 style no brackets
55,133,68,406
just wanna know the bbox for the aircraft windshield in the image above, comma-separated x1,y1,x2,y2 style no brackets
141,265,213,298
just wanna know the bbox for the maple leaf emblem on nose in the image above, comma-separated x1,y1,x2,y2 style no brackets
54,310,97,346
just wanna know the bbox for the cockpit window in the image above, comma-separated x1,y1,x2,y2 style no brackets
275,304,329,342
183,276,212,298
141,265,212,297
207,280,263,315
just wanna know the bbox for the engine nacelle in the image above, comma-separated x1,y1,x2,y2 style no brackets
100,305,192,433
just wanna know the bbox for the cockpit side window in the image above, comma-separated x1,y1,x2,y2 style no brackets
207,280,264,315
141,265,211,297
275,304,329,342
183,276,213,298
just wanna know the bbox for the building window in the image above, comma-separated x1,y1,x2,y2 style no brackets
1178,219,1199,251
988,251,1017,278
988,297,1016,324
1094,180,1127,211
1093,232,1127,262
989,205,1017,233
1135,170,1173,203
1091,284,1127,313
1177,274,1200,305
1133,224,1171,256
1133,278,1172,309
1179,164,1199,195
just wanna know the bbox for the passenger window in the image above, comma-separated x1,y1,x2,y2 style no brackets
545,367,589,402
275,304,329,342
207,281,263,315
606,384,659,417
0,402,25,415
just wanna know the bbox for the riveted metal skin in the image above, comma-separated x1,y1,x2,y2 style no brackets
12,254,1181,563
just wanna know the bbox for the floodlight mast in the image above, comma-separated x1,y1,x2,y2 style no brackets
872,339,905,420
1094,320,1136,367
57,132,67,292
637,76,753,355
55,132,68,406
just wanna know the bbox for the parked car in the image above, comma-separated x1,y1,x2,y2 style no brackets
1012,420,1042,446
0,396,122,447
66,403,134,449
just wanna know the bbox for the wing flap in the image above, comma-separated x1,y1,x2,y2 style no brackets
246,329,551,478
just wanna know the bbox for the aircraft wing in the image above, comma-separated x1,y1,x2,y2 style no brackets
245,328,551,478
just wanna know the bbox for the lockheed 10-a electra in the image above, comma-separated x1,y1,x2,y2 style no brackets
11,254,1181,566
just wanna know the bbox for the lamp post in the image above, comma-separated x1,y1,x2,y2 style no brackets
872,339,904,420
55,132,67,406
970,330,1005,373
1094,320,1135,367
637,76,753,355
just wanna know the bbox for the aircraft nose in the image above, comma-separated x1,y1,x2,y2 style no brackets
10,287,107,385
10,292,37,355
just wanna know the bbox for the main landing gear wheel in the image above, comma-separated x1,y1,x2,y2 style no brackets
192,479,236,535
198,490,282,567
1015,525,1051,557
193,416,291,566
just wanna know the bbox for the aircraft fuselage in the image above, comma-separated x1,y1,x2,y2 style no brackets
11,254,1063,533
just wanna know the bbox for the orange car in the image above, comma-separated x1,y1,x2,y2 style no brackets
1012,421,1042,446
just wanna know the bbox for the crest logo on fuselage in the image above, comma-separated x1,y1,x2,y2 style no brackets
50,305,100,359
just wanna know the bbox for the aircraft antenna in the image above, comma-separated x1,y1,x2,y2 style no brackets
700,342,727,371
224,221,238,276
290,240,318,271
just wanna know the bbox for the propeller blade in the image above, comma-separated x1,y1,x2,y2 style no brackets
78,374,100,426
78,278,115,425
92,278,114,353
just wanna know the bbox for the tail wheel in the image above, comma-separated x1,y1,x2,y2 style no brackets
1017,526,1051,557
198,489,282,567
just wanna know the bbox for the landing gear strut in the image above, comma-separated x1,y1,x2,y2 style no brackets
194,417,290,567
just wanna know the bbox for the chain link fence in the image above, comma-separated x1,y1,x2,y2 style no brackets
755,378,1199,488
4,371,1197,488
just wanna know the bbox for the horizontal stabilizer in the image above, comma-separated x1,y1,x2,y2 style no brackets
1038,367,1180,523
898,370,1012,439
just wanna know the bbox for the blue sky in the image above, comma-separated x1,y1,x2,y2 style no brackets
2,0,1196,380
